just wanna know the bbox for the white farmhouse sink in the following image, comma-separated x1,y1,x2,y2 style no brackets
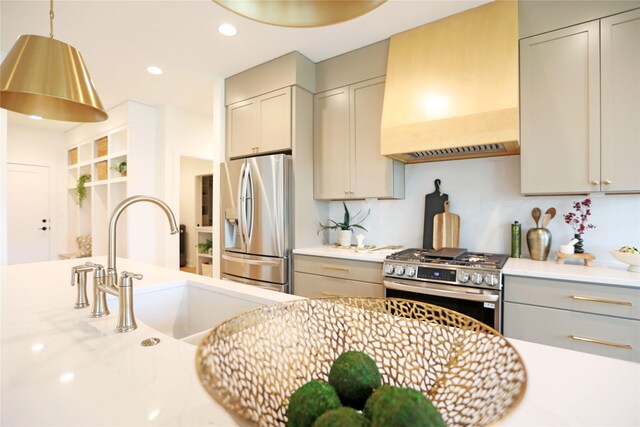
133,280,262,345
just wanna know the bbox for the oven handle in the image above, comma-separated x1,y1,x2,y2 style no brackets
383,280,500,303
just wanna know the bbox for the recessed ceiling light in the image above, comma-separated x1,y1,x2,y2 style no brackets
218,23,238,37
59,372,74,383
29,115,43,120
146,66,164,75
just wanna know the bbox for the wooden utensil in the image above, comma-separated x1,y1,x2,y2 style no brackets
531,207,541,228
423,179,448,249
433,201,460,250
542,207,556,228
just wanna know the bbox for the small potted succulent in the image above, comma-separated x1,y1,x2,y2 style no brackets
318,202,369,248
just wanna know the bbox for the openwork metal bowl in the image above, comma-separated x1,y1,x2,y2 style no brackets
195,298,527,427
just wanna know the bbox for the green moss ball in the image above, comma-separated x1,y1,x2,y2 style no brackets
328,351,382,409
364,386,445,427
312,407,371,427
286,380,342,427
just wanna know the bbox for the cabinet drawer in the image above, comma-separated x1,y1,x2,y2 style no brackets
294,254,383,284
505,275,640,320
293,272,384,299
504,302,640,362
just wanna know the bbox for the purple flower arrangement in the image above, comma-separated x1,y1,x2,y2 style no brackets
563,198,596,235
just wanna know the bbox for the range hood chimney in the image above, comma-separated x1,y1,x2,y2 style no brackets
381,0,519,163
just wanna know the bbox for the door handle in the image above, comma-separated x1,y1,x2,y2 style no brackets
570,295,632,306
569,335,632,350
38,226,48,231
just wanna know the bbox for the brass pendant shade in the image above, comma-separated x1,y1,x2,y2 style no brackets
213,0,386,28
0,34,108,122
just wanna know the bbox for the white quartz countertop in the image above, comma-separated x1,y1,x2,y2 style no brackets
2,258,639,426
294,246,640,288
504,257,640,288
293,245,400,262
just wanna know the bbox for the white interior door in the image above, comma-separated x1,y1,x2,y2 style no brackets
7,163,51,264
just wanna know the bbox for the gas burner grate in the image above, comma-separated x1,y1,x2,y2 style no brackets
386,248,509,270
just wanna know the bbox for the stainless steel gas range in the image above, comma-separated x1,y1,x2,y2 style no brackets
383,248,509,332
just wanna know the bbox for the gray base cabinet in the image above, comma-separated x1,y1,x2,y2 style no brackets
504,275,640,362
292,254,383,298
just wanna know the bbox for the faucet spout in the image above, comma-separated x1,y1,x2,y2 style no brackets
107,195,178,274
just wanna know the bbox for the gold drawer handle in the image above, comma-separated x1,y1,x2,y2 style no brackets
321,265,349,272
570,295,633,306
321,292,350,298
569,335,633,350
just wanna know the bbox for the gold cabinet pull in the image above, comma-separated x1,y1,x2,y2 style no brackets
569,335,633,350
321,265,349,272
591,179,600,185
603,179,612,185
570,295,633,306
320,291,350,298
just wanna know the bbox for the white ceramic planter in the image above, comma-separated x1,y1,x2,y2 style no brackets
338,230,352,248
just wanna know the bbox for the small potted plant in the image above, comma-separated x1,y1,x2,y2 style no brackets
112,161,127,177
76,174,91,207
563,198,596,254
318,202,369,248
198,238,213,255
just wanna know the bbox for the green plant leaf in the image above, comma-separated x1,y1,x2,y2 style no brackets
351,224,368,232
342,201,350,226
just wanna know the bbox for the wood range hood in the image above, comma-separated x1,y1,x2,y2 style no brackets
381,0,519,163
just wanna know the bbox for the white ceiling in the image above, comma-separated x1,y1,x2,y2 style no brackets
1,0,489,131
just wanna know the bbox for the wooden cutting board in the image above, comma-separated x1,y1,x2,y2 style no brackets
422,179,448,249
433,201,460,250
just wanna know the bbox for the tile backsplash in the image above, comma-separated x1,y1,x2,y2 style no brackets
327,156,640,267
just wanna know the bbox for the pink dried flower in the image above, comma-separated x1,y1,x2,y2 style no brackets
563,198,596,235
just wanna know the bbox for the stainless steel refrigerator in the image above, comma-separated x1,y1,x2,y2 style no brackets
220,154,291,292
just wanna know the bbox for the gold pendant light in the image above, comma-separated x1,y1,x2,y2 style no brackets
213,0,386,28
0,0,108,122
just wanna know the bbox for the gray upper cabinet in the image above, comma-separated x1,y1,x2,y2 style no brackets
314,77,404,200
520,8,640,195
601,9,640,193
227,87,292,159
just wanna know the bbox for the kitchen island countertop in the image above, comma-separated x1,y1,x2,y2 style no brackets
1,258,638,426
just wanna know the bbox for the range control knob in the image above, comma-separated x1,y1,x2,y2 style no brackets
484,274,499,287
458,271,470,283
384,264,395,275
396,265,405,276
406,266,416,277
471,272,484,285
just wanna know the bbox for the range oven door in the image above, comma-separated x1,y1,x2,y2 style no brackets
384,279,502,332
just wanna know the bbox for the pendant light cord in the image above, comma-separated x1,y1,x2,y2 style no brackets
49,0,54,38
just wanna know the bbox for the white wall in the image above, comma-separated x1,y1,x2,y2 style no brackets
6,123,68,260
327,155,640,266
158,105,214,270
0,110,7,265
179,156,212,267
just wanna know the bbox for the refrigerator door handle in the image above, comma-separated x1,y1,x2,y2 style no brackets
245,163,254,246
221,253,282,266
238,162,247,249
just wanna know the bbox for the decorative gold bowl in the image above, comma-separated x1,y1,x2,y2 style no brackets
195,298,527,427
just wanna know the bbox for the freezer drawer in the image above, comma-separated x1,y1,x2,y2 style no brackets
221,251,288,286
222,273,288,293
